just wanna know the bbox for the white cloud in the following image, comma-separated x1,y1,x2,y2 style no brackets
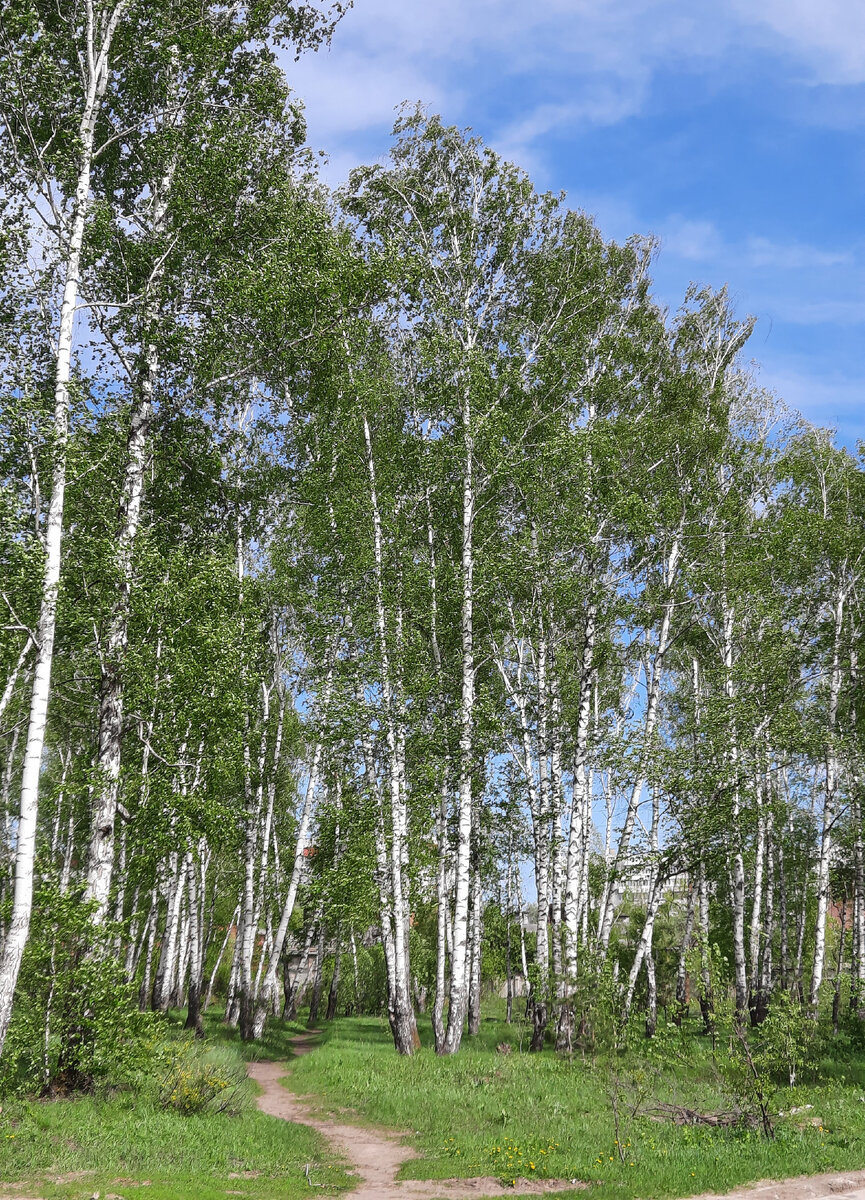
730,0,865,84
287,0,865,176
758,362,865,444
771,298,865,326
746,237,853,269
661,217,724,262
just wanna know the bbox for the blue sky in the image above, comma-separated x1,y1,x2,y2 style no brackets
284,0,863,447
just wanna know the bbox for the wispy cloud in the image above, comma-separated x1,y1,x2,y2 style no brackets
661,218,724,261
758,362,865,446
730,0,865,85
289,0,865,171
285,1,863,445
745,237,853,270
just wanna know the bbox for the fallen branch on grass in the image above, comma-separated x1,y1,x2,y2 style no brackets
645,1103,761,1129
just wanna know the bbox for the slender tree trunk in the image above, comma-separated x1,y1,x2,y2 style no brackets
697,862,714,1033
0,639,32,729
564,607,595,984
748,793,766,1002
753,810,775,1026
811,587,845,1006
854,805,865,1017
442,398,475,1056
0,13,125,1049
624,870,664,1020
239,684,271,1041
184,847,207,1037
645,947,658,1038
349,930,360,1015
516,872,530,982
153,853,186,1012
833,897,848,1034
505,862,514,1025
326,924,342,1022
778,823,790,991
721,599,749,1022
598,538,679,952
467,859,483,1036
138,888,159,1010
432,776,449,1051
170,894,191,1010
254,660,334,1035
85,159,175,921
205,902,240,1012
674,880,695,1025
307,924,326,1028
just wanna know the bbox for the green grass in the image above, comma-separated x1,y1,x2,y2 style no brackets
281,1010,865,1200
0,1013,350,1200
4,1004,865,1200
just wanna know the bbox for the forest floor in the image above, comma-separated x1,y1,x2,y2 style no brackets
271,1010,865,1200
3,1008,865,1200
251,1030,865,1200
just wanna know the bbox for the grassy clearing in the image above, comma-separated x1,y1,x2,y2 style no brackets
4,1004,865,1200
283,1010,865,1200
0,1014,350,1200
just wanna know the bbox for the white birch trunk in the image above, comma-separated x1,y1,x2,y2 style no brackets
253,663,334,1035
0,3,127,1051
441,389,475,1056
598,537,680,952
564,604,595,982
205,902,240,1012
811,585,845,1004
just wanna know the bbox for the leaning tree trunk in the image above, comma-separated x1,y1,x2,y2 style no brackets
205,902,239,1011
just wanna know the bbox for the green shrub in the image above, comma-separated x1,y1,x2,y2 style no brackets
0,882,155,1096
155,1038,250,1116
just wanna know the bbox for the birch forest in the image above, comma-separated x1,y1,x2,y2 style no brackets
2,0,865,1099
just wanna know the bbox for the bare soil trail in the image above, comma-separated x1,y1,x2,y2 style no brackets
686,1175,865,1200
248,1034,865,1200
248,1030,578,1199
4,1034,865,1200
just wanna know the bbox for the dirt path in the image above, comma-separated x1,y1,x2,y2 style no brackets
254,1032,865,1200
4,1035,865,1200
248,1030,578,1199
687,1175,865,1200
